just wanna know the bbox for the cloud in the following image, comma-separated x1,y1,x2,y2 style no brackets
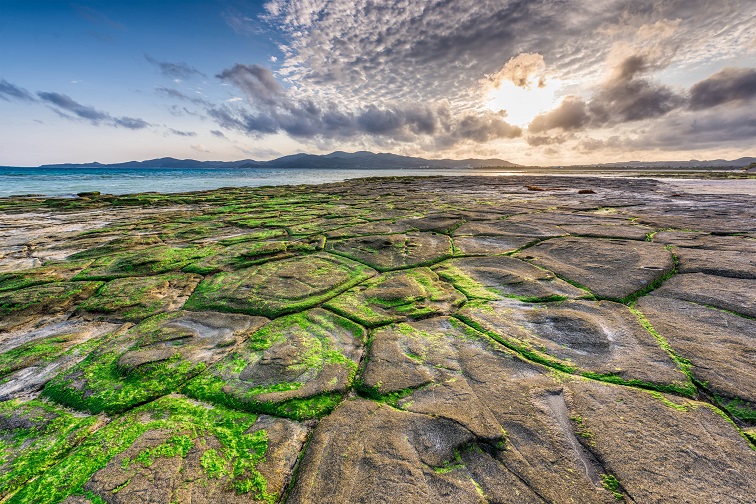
168,128,197,137
486,53,546,89
211,63,521,146
114,117,150,129
210,130,227,138
216,64,283,105
36,91,150,129
145,55,205,79
529,96,590,133
0,79,36,102
155,86,210,107
37,92,110,122
688,67,756,110
527,52,685,137
190,144,211,153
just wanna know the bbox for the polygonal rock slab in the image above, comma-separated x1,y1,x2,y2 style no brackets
0,281,103,331
0,399,101,501
288,399,526,504
652,231,756,252
564,380,756,503
457,299,691,393
651,272,756,318
0,260,94,292
0,319,120,400
12,396,308,504
559,223,651,240
326,233,453,272
324,267,465,327
516,237,674,300
397,214,465,234
184,253,376,317
434,256,587,302
673,247,756,279
66,234,165,260
324,220,416,239
453,219,566,255
182,240,290,274
77,272,202,322
73,245,212,280
306,318,624,503
43,311,265,414
636,295,756,421
184,309,366,419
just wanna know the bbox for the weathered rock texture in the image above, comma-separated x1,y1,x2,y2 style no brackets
0,175,754,503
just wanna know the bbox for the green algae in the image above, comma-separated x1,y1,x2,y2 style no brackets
184,253,375,318
77,272,200,321
9,396,273,504
43,312,217,414
0,399,100,500
0,334,79,378
0,281,103,317
324,267,465,327
184,309,363,420
73,245,214,280
182,240,289,274
0,260,94,293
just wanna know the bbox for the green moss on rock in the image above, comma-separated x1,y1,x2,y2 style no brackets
184,252,375,317
184,309,365,420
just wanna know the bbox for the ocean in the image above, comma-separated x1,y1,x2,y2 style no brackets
0,166,517,198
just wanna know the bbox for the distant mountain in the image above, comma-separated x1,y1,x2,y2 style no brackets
33,153,755,170
38,152,519,170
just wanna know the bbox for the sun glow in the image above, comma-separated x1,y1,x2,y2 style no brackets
484,78,563,127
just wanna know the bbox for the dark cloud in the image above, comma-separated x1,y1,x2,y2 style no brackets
37,92,110,122
168,128,197,137
210,130,226,138
641,109,756,150
114,117,150,129
0,79,36,102
216,64,282,105
689,67,756,110
529,97,590,133
528,53,685,141
589,77,683,124
145,55,205,79
36,91,149,129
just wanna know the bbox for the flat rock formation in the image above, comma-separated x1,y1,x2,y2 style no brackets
0,175,754,503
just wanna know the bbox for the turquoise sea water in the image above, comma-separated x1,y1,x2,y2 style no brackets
0,166,515,197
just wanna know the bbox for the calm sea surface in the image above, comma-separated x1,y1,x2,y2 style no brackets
0,166,520,198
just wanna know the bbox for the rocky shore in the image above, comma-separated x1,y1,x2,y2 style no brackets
0,175,754,503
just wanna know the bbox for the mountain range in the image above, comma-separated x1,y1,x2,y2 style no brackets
35,151,755,170
38,151,517,170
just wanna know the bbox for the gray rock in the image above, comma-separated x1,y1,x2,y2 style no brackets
651,272,756,318
516,237,674,300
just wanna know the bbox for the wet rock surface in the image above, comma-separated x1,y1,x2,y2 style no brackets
0,175,754,503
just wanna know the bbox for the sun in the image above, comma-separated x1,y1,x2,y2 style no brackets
484,78,563,127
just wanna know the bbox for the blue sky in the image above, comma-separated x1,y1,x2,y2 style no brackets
1,0,754,165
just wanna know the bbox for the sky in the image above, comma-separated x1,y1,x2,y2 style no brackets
1,0,754,166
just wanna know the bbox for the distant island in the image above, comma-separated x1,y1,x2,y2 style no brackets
29,151,756,170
